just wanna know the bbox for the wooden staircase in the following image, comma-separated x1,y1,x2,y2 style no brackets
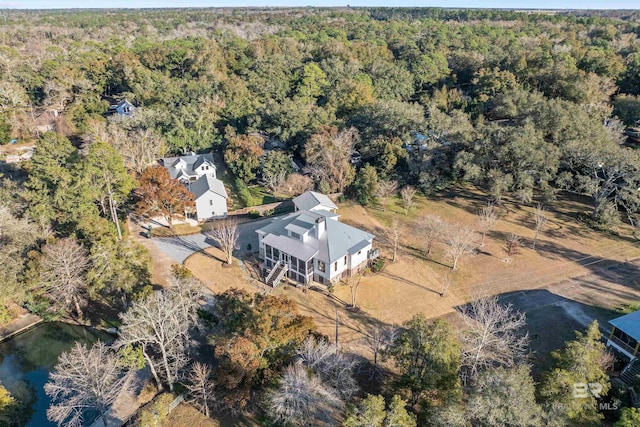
620,358,640,386
266,261,288,287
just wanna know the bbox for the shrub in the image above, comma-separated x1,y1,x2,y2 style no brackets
235,178,253,207
371,258,386,273
138,393,174,427
248,210,261,219
0,304,18,326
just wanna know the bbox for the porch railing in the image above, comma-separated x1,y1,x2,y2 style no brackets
609,335,637,356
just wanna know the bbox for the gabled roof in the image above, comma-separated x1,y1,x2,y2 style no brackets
610,311,640,342
161,154,216,180
257,209,374,264
293,191,338,212
323,216,374,263
108,99,134,110
189,174,228,200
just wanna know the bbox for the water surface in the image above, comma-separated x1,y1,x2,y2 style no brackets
0,322,112,427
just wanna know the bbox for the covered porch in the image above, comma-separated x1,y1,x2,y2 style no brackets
607,311,640,359
261,235,317,287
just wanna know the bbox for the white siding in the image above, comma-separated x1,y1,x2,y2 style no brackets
194,164,216,179
349,242,372,269
195,191,227,221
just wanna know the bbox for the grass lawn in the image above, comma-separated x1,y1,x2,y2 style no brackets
247,185,279,206
150,223,202,237
183,185,640,366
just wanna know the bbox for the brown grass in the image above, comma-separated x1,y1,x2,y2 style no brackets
183,186,640,358
166,404,219,427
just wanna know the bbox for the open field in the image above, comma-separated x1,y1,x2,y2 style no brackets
181,186,640,364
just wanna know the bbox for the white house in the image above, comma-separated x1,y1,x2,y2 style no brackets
256,191,376,287
160,153,228,221
188,174,229,221
108,99,136,117
161,153,217,183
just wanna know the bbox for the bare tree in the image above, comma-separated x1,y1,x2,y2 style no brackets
304,126,358,193
439,271,453,297
343,268,367,308
376,180,399,212
460,294,529,381
209,219,238,265
504,233,522,261
532,203,548,250
477,202,498,247
265,363,343,427
116,290,195,392
419,214,445,256
400,185,418,215
296,337,359,400
45,341,131,427
263,170,286,195
278,173,314,198
444,223,477,271
168,275,204,325
185,362,215,418
388,217,402,263
40,238,90,319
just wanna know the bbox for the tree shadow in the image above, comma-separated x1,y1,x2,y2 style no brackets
379,270,443,296
454,288,624,379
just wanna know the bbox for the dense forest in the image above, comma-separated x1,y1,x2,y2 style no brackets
1,7,640,426
2,8,640,216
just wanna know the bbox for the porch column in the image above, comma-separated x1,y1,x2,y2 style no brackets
634,342,640,357
609,327,616,340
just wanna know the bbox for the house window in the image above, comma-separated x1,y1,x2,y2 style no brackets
273,248,280,259
344,255,347,265
291,232,301,240
318,260,325,273
209,200,213,206
334,262,338,271
266,245,272,259
358,251,361,256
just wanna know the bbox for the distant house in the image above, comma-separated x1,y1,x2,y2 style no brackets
607,310,640,359
160,153,227,221
260,138,303,174
256,191,376,287
161,153,217,183
0,142,36,164
107,99,136,117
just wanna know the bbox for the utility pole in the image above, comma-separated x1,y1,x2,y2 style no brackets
335,309,339,354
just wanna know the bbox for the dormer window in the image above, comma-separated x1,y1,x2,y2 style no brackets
291,232,301,240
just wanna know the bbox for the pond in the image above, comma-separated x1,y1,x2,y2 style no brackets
0,322,114,427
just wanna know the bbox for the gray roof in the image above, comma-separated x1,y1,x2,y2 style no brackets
161,154,216,180
109,99,134,110
610,311,640,342
257,209,374,264
189,174,228,199
262,234,319,261
323,216,374,263
293,191,338,212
